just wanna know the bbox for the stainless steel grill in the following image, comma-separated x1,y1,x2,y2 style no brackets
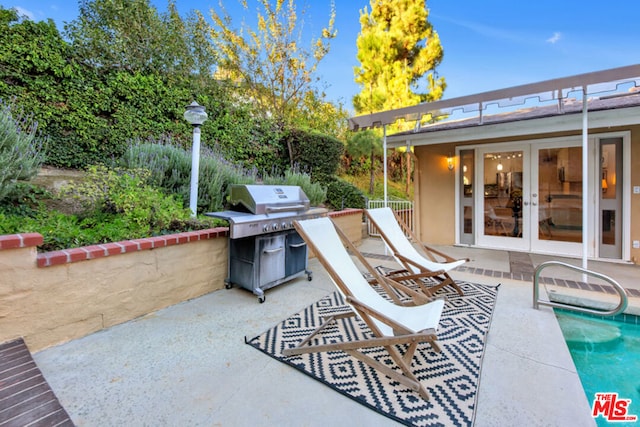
206,184,327,303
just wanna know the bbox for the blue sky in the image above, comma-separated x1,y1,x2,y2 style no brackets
6,0,640,113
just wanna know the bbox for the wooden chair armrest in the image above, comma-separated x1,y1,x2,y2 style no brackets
381,277,432,305
421,244,469,263
346,295,412,335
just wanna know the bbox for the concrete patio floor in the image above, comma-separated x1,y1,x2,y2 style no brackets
33,239,639,426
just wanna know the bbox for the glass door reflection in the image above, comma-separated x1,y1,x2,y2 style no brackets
537,146,583,243
599,138,622,258
460,150,474,244
483,151,523,238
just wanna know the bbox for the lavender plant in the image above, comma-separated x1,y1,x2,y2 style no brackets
121,138,327,213
0,100,45,201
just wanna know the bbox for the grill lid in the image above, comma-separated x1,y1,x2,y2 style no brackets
229,185,310,215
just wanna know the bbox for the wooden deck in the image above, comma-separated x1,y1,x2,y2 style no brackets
0,339,73,427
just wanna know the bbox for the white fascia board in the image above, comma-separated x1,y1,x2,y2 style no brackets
386,106,640,148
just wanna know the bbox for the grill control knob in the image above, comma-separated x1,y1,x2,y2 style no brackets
281,222,287,229
263,224,270,233
272,223,279,231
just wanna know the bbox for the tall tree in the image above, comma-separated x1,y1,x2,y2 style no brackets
346,129,382,195
65,0,215,78
352,0,445,115
296,90,349,141
209,0,337,166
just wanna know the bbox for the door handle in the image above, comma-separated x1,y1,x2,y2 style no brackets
532,202,538,206
523,201,529,206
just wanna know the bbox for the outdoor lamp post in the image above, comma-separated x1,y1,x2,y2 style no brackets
184,101,208,217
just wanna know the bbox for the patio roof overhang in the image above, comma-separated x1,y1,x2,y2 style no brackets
384,96,640,148
348,64,640,133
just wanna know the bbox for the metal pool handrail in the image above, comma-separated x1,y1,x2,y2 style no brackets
533,261,628,316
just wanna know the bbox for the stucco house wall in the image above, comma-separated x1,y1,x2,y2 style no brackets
413,143,456,245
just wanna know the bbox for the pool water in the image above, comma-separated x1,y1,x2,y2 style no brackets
555,311,640,426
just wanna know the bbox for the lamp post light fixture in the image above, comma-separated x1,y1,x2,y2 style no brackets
184,101,208,217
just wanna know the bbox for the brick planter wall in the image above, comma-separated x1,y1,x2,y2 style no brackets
0,229,229,351
0,209,363,351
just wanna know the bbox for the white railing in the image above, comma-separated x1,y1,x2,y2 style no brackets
367,200,414,237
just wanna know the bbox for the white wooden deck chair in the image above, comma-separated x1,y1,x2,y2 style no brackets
366,207,468,297
282,216,444,400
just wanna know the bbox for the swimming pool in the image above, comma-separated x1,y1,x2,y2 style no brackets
555,310,640,426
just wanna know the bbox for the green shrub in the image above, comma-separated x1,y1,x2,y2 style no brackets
282,128,344,178
0,182,49,216
0,163,232,251
0,100,45,201
0,204,225,252
322,176,367,210
0,210,86,251
120,140,328,212
61,164,192,232
0,212,29,235
119,140,193,202
120,140,256,213
211,108,286,173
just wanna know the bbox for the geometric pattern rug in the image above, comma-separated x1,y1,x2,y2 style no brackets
246,277,499,426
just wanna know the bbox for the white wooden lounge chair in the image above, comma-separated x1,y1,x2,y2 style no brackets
282,216,444,400
366,207,468,297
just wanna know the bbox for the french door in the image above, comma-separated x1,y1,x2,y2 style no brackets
530,140,586,255
474,140,587,256
476,144,530,251
460,134,627,259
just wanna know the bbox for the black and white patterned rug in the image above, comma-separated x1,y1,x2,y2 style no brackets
246,278,499,427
